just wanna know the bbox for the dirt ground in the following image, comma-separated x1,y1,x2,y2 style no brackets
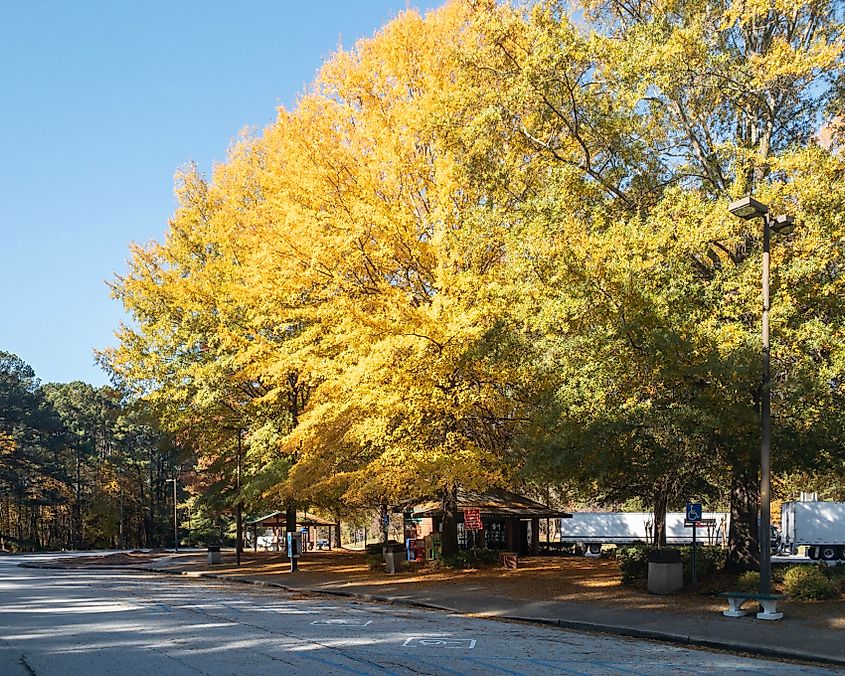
59,548,844,630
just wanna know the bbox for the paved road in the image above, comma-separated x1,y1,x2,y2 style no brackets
0,553,834,675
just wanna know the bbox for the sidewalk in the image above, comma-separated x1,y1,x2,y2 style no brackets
28,550,845,667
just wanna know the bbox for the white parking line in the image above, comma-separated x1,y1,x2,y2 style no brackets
403,637,476,649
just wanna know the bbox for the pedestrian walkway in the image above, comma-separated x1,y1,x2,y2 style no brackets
140,553,844,667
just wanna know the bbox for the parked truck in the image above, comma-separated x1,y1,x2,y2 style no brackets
780,500,845,561
560,512,729,554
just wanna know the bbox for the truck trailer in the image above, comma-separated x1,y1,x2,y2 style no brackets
780,500,845,561
560,512,729,554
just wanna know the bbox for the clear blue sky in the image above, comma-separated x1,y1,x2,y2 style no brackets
0,1,439,386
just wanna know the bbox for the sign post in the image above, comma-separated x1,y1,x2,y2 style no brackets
685,503,702,589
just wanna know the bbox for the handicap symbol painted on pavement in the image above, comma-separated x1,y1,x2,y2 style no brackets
403,637,476,649
310,618,373,626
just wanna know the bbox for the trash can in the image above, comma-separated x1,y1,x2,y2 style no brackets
383,542,403,574
207,545,221,565
647,548,682,594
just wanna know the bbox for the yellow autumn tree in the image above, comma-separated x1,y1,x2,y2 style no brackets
237,3,551,551
106,2,552,554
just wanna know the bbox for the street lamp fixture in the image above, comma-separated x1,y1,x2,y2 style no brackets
727,195,795,597
772,214,796,235
728,196,769,220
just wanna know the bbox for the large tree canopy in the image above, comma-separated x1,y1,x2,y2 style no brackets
104,0,845,563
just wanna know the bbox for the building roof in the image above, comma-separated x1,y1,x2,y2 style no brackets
412,488,571,519
246,511,336,527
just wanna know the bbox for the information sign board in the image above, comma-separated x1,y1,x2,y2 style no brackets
684,518,716,528
463,508,483,530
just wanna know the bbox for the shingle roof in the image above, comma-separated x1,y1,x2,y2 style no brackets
246,511,336,527
412,488,571,519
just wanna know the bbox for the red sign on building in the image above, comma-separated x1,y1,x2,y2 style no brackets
463,508,483,530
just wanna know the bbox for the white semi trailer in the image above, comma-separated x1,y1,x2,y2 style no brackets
780,500,845,561
560,512,729,554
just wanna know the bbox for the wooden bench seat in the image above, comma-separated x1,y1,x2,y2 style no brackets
718,591,786,620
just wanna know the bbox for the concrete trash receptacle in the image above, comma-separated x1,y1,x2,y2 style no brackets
384,542,405,573
208,546,221,565
647,548,683,594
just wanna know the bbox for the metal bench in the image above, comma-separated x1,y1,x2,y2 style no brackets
718,591,786,620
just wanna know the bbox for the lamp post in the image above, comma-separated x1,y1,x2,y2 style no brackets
165,477,178,553
727,196,794,596
236,428,243,567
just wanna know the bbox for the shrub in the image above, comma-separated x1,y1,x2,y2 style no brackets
825,564,845,594
736,571,760,592
616,543,651,583
617,543,727,586
783,566,837,600
365,554,383,571
441,548,499,569
678,545,725,582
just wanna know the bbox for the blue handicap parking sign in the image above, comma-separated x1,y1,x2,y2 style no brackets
686,502,702,522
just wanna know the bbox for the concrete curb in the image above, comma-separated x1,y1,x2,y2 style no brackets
19,562,845,667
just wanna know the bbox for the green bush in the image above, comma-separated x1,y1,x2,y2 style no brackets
678,545,725,582
736,571,760,592
366,554,383,571
617,543,725,585
783,565,837,600
616,543,651,583
441,548,499,569
824,564,845,594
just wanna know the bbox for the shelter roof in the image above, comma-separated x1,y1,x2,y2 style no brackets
246,511,335,527
412,488,571,519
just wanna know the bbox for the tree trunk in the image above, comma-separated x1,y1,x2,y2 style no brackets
74,448,82,550
379,503,389,544
440,485,459,557
147,450,156,546
726,465,760,572
285,501,296,534
653,488,669,547
333,512,342,549
118,482,125,550
137,463,150,547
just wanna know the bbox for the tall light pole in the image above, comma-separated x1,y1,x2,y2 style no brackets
236,428,243,567
165,477,178,553
728,196,794,596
